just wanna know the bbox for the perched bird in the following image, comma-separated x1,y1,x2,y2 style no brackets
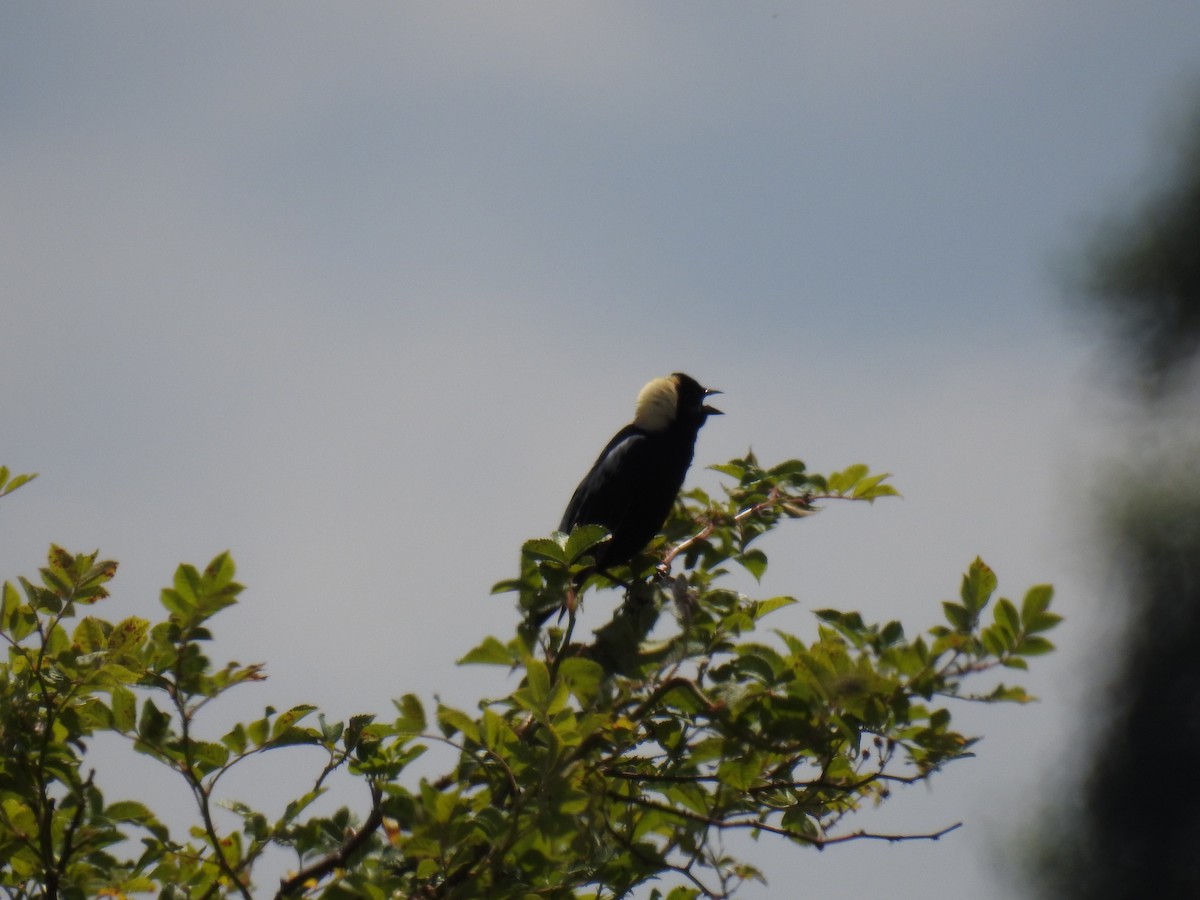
559,372,722,575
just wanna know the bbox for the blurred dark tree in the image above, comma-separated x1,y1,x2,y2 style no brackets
1030,101,1200,897
1081,105,1200,398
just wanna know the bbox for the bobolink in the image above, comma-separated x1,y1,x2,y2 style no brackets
559,372,722,575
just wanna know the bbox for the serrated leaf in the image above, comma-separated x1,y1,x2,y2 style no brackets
522,537,568,565
564,524,611,563
190,740,230,772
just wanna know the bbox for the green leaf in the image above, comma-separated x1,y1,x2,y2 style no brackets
525,658,551,706
851,472,893,500
753,596,796,619
709,461,748,480
190,740,231,773
880,619,905,645
1,581,19,626
204,552,236,589
828,463,868,494
137,698,171,744
960,558,997,614
717,752,766,790
557,657,604,706
1016,635,1056,656
481,708,517,750
994,597,1020,638
1021,583,1053,618
523,537,568,565
564,523,611,563
277,789,324,828
247,713,271,748
942,601,971,632
108,616,150,653
111,684,138,732
271,705,317,741
436,705,480,742
72,615,108,652
980,625,1010,657
221,722,249,755
159,588,192,619
394,693,427,734
173,564,202,607
1026,610,1064,634
459,636,516,666
987,684,1034,702
0,469,37,497
737,548,768,581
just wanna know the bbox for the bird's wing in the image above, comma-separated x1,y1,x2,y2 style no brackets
558,425,646,534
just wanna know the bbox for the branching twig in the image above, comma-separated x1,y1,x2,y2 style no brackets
276,783,385,898
658,487,823,574
609,789,961,847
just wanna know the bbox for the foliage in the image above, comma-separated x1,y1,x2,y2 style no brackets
0,457,1060,898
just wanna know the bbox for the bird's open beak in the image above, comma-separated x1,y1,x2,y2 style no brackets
703,387,723,416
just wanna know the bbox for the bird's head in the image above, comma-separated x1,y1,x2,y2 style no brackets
633,373,722,432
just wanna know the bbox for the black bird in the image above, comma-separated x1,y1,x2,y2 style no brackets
559,372,722,574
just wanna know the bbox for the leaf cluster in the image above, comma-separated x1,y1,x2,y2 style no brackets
0,458,1059,898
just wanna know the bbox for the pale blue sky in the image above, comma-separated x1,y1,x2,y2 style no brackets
4,4,1200,897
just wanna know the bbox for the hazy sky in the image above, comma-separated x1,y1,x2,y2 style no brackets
5,4,1200,898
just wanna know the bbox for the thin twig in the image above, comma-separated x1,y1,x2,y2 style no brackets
609,789,962,847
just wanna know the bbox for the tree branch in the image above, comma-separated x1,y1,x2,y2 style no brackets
276,784,385,898
609,789,962,847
